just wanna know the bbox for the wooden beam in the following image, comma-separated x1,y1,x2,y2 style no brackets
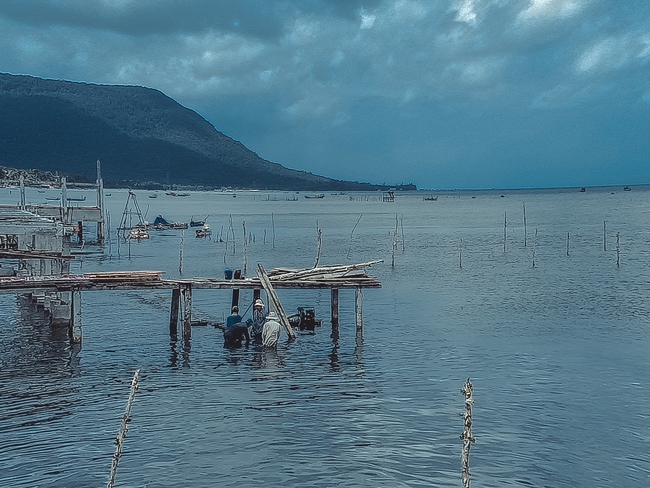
256,263,294,341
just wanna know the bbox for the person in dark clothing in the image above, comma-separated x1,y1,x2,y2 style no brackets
223,321,250,348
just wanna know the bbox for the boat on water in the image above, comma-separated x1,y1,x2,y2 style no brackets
424,195,438,201
623,186,631,191
127,228,150,240
152,215,188,230
304,194,325,199
580,187,586,192
149,193,158,198
166,191,190,197
67,196,86,202
189,216,208,227
45,196,60,201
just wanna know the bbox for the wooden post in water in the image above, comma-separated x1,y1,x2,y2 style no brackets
460,378,475,488
331,288,339,340
503,211,507,252
96,159,105,244
169,288,180,338
603,221,607,251
70,289,82,343
181,284,192,342
523,202,527,247
566,232,570,257
355,287,363,339
19,175,25,210
616,232,620,267
231,269,241,309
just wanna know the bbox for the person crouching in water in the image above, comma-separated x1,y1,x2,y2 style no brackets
262,311,281,348
223,308,250,348
251,298,266,341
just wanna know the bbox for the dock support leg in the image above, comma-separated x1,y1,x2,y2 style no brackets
331,288,339,340
181,285,192,342
355,287,363,339
170,288,180,338
70,289,82,344
231,269,241,309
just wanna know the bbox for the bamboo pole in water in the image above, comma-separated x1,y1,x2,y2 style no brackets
460,378,475,488
603,220,607,251
178,230,184,274
346,214,363,259
314,224,322,268
242,221,247,276
459,239,463,269
391,214,398,268
503,211,507,253
566,232,570,257
616,232,620,267
107,369,140,488
523,202,527,247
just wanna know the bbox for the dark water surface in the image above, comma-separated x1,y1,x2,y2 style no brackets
1,186,649,487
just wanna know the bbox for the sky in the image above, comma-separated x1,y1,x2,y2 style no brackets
0,0,649,190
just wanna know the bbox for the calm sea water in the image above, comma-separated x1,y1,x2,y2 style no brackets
1,186,649,487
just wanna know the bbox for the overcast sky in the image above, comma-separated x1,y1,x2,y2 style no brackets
0,1,648,189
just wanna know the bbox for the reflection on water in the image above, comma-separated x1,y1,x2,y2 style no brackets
1,187,650,487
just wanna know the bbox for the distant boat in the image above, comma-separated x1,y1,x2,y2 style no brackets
149,193,158,198
623,186,631,191
424,195,438,201
166,191,190,197
189,215,208,227
580,188,586,192
127,228,149,240
304,194,325,199
66,196,86,202
45,196,60,201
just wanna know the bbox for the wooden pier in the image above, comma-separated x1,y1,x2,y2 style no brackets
0,262,382,344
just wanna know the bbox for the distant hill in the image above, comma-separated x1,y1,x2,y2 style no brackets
0,73,415,191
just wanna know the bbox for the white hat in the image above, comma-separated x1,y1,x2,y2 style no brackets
254,299,265,307
266,311,278,320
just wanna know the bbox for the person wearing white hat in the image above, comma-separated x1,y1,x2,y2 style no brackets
251,298,266,340
262,311,281,348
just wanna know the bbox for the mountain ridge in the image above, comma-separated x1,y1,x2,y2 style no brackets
0,73,415,191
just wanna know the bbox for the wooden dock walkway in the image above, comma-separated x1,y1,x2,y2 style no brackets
0,262,382,344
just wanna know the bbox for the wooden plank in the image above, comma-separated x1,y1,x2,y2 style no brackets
256,263,295,341
170,288,180,338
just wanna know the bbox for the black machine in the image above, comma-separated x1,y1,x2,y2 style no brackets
288,307,322,331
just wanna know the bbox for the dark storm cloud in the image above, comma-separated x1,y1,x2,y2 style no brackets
0,0,649,188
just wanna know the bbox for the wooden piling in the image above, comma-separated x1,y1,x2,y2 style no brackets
231,269,241,309
169,288,180,338
181,285,192,342
331,288,339,326
355,287,363,338
96,159,105,244
70,289,82,343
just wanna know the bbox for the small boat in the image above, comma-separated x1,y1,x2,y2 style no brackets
423,195,438,201
580,187,586,192
127,228,149,240
304,194,325,199
623,186,631,191
189,215,208,227
149,193,158,198
153,215,188,230
66,196,86,202
166,191,190,197
45,196,60,201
